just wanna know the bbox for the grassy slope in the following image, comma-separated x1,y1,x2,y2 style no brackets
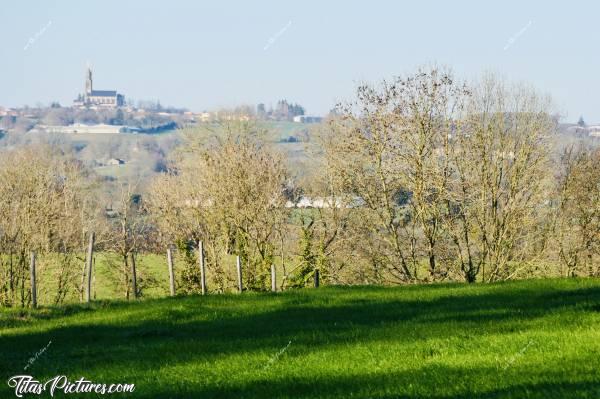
1,279,600,398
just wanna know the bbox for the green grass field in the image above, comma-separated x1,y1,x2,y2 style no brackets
1,278,600,398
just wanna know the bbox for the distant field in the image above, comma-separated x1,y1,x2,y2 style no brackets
257,120,311,141
77,121,315,180
92,252,170,300
2,278,599,398
28,252,171,306
32,251,259,305
62,120,308,146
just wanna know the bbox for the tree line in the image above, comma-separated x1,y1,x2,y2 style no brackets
1,67,599,307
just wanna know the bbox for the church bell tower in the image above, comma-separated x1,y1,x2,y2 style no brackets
85,65,93,96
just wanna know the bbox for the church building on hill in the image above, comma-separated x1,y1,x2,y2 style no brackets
74,66,124,108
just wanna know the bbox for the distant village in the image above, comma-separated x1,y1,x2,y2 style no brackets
0,66,323,137
2,65,597,142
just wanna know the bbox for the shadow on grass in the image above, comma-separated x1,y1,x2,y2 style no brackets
1,279,599,398
147,366,600,399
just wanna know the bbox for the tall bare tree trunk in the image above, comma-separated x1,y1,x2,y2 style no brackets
85,232,95,303
130,252,138,299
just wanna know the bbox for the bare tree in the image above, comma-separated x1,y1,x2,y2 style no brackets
323,67,469,282
105,181,150,299
146,121,289,291
0,146,94,307
446,75,555,282
552,146,600,277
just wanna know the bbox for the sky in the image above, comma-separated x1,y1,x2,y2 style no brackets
1,0,599,122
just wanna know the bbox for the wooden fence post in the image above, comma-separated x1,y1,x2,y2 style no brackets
30,251,37,309
236,255,243,293
167,247,175,296
130,252,138,299
198,241,206,295
93,257,96,300
85,232,95,303
80,261,85,302
271,264,276,292
314,269,320,288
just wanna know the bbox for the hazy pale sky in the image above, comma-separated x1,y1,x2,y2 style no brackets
1,0,598,122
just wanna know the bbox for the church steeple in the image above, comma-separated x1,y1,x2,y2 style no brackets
85,64,93,95
74,63,123,108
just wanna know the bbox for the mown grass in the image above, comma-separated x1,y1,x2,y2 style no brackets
1,278,600,398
